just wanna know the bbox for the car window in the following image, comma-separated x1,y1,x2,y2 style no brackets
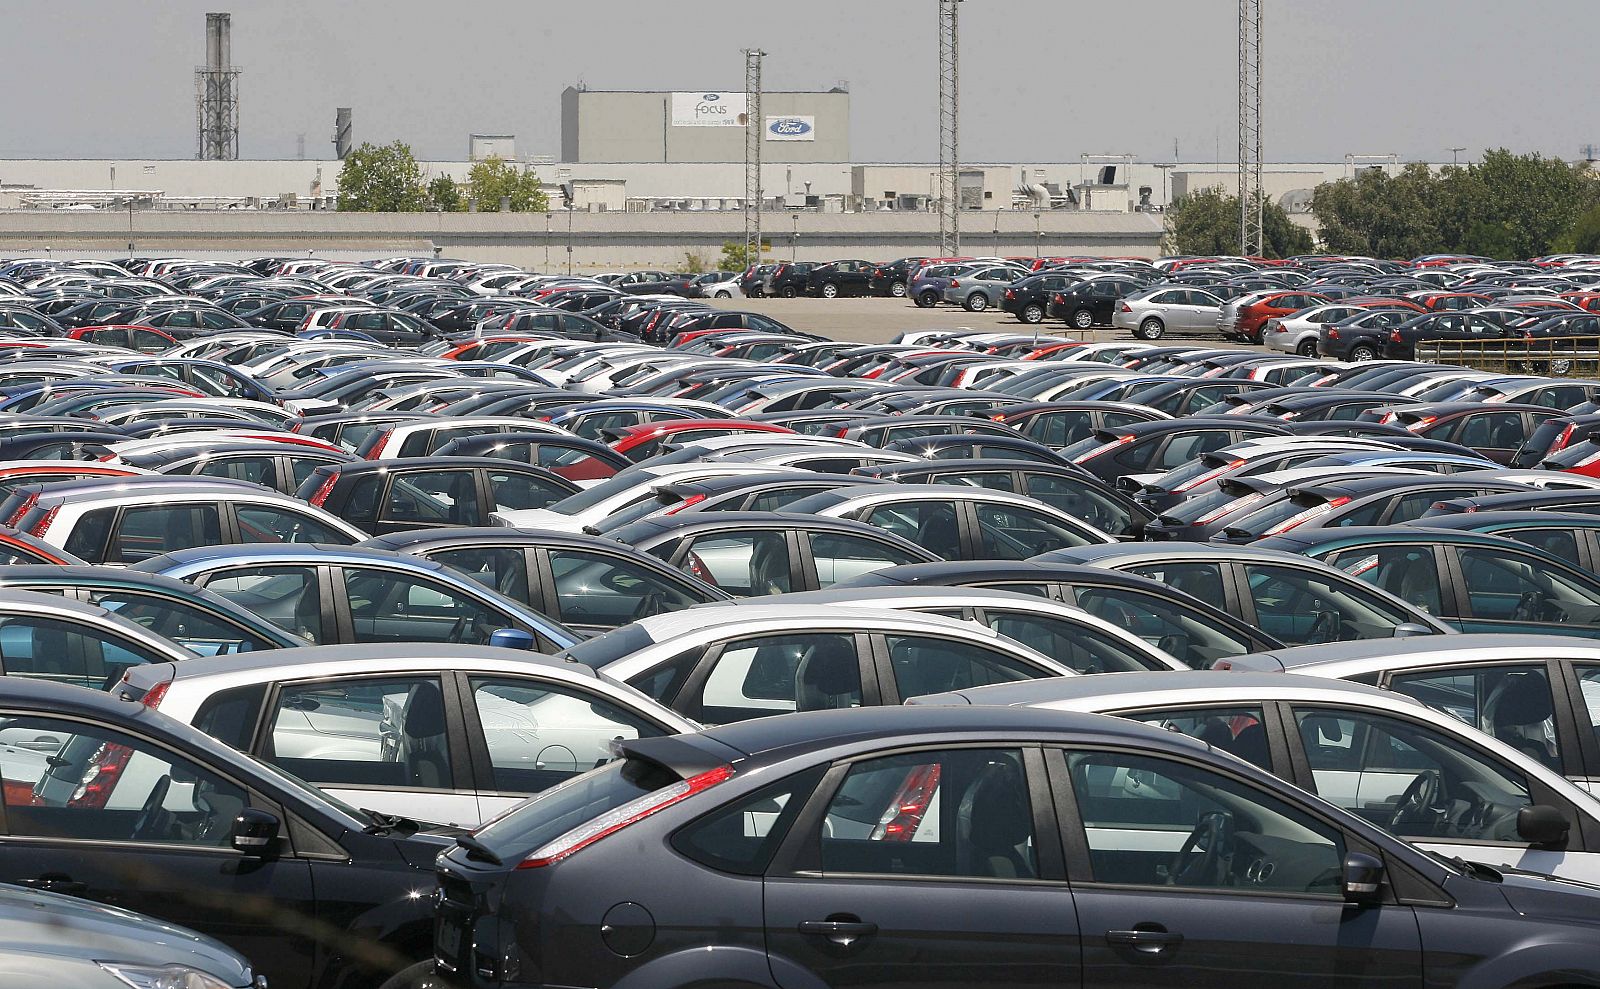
86,589,274,657
487,470,569,514
344,567,509,645
1326,545,1445,617
1154,431,1235,470
1452,412,1526,450
694,632,860,724
975,502,1094,559
0,715,250,846
548,549,703,626
1456,547,1600,626
1067,749,1343,893
1239,562,1422,645
201,565,324,644
61,507,115,561
1071,585,1251,670
807,532,925,588
429,546,531,605
1388,665,1563,772
1121,707,1271,768
983,609,1166,674
1293,707,1535,843
673,768,823,877
191,456,275,486
1121,561,1229,612
108,504,223,565
1022,475,1140,537
236,504,354,545
381,471,475,526
467,676,666,793
0,613,164,689
747,486,832,512
818,748,1036,880
680,531,790,597
265,676,455,790
862,501,963,560
885,633,1042,699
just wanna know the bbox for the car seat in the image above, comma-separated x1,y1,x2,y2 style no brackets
1384,555,1441,615
914,508,962,560
1483,673,1559,769
400,681,451,787
956,761,1035,879
747,534,792,596
794,639,860,711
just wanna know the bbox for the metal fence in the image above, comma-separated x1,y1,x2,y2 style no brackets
1416,336,1600,378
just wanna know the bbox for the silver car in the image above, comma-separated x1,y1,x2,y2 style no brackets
1264,303,1369,356
1111,286,1225,340
940,265,1028,312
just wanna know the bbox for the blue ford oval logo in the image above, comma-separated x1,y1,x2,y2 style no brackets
702,93,720,102
769,117,813,136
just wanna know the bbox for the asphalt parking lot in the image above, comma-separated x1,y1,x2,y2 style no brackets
705,294,1263,348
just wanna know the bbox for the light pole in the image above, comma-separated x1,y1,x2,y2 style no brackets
565,207,574,276
543,212,551,270
1154,163,1175,209
993,210,1000,254
1450,147,1466,168
1033,211,1042,257
791,212,799,261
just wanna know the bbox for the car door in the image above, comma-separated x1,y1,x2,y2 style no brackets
854,499,970,561
668,529,801,597
1324,544,1449,620
540,547,710,630
0,712,318,988
197,564,331,644
459,672,672,823
1445,544,1600,634
672,631,874,724
1284,701,1596,884
1053,745,1422,989
761,746,1076,989
801,530,929,588
336,565,521,646
1235,560,1427,644
255,673,476,827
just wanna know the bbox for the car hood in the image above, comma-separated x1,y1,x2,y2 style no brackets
0,883,252,985
1474,863,1600,923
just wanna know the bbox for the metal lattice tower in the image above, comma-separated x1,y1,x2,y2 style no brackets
196,12,240,161
1237,0,1263,255
743,49,766,263
937,0,961,255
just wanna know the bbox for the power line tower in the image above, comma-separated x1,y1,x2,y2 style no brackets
1237,0,1263,255
743,48,766,265
937,0,961,255
195,12,240,161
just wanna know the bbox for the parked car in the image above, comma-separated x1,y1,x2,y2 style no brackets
804,260,876,299
298,458,578,534
1112,286,1226,340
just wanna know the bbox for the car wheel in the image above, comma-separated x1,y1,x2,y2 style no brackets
916,290,940,308
378,962,451,989
1135,317,1166,341
1020,303,1045,324
1295,338,1318,357
714,290,732,299
1072,308,1095,329
890,280,907,298
964,293,989,312
1349,343,1379,361
780,286,798,298
820,283,839,299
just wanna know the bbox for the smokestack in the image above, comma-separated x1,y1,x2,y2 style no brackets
196,13,239,159
206,12,230,76
334,108,353,160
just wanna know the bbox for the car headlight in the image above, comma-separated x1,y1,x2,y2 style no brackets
97,963,243,989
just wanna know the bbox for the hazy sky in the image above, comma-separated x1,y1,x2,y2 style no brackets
3,0,1594,164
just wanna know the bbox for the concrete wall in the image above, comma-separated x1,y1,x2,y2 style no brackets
0,209,1164,271
561,89,851,163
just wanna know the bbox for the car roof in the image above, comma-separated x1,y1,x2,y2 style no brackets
910,670,1408,709
1225,633,1600,674
634,603,1010,643
134,542,448,573
14,476,278,503
1039,542,1312,565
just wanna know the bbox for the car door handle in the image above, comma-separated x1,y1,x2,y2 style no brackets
799,917,878,946
1106,928,1184,953
18,876,87,895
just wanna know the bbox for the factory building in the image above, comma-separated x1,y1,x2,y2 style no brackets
560,87,850,163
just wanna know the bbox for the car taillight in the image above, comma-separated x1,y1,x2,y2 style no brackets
1553,424,1577,452
4,493,37,528
363,429,392,459
67,740,136,809
307,473,340,508
1406,416,1438,433
517,764,735,869
872,763,942,841
1053,294,1065,304
1327,328,1340,339
1176,458,1247,493
1004,289,1015,299
138,678,171,710
1120,302,1132,312
29,505,59,538
1389,330,1403,343
949,279,960,288
1194,491,1263,525
1263,495,1352,535
1073,434,1136,463
685,551,718,586
663,493,707,515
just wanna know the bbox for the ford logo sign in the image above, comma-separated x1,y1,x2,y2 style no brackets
702,93,720,102
769,118,813,136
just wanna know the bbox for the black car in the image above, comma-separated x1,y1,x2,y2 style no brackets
856,459,1152,538
803,260,875,298
867,257,926,298
0,676,451,989
298,457,578,534
737,264,776,298
766,262,817,298
999,271,1082,324
437,703,1600,989
1046,276,1147,329
119,442,358,495
1061,417,1291,483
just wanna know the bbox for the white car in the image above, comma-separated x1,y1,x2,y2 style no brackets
911,670,1600,884
117,643,700,828
491,461,797,533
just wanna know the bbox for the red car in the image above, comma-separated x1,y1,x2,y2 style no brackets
602,419,796,462
1222,291,1331,343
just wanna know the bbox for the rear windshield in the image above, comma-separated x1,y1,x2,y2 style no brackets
557,623,656,669
473,757,680,853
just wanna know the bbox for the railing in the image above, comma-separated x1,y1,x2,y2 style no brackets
1416,335,1600,378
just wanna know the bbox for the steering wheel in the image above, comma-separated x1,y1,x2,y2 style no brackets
445,614,470,643
1306,608,1338,644
1169,810,1234,887
132,775,173,842
1388,769,1443,831
1512,592,1544,622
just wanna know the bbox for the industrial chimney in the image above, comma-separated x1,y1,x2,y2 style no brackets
334,108,353,160
195,12,240,160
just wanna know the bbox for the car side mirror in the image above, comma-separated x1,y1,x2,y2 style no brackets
1517,805,1570,847
1391,623,1434,638
1342,851,1386,906
488,628,536,651
232,808,280,856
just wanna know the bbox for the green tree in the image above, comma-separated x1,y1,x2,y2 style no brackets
336,141,429,212
1310,162,1442,258
467,156,549,212
1558,204,1600,254
718,239,770,270
428,174,463,212
1164,187,1312,258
